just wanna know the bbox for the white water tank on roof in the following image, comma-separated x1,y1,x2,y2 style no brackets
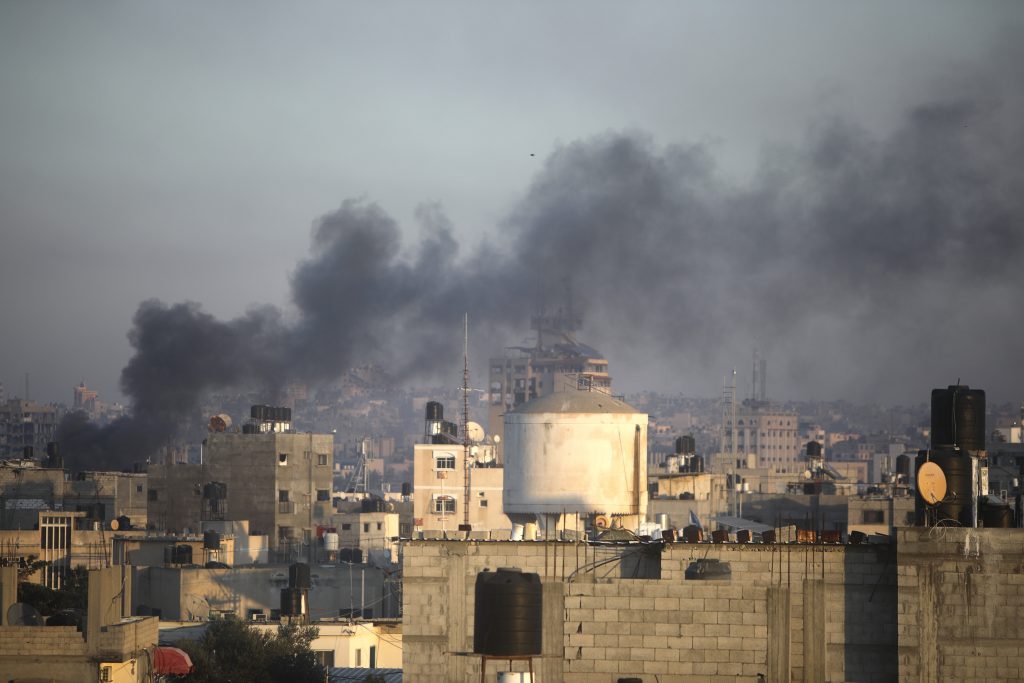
503,391,648,515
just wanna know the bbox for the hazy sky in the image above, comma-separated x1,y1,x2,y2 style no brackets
1,2,1021,407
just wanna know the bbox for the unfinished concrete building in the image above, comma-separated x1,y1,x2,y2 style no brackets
487,310,612,457
147,408,333,561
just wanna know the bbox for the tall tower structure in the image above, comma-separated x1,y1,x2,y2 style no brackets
486,305,611,459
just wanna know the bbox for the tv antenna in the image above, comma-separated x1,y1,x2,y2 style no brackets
462,313,472,530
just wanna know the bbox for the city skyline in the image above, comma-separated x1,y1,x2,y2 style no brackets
2,3,1022,409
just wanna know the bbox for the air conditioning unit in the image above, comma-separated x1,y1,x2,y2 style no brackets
251,612,267,622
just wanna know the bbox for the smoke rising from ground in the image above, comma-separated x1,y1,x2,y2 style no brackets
61,42,1024,468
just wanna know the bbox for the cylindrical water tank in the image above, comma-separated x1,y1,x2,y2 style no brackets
931,385,986,451
280,588,305,616
473,568,542,656
426,401,443,421
173,545,192,565
806,441,823,458
656,513,669,529
401,482,411,497
324,532,340,551
674,435,695,455
203,530,221,550
503,392,648,515
665,456,679,472
690,455,704,473
916,449,972,526
981,498,1014,528
289,563,311,589
896,453,911,477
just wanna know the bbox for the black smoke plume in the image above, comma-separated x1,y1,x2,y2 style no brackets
61,41,1024,469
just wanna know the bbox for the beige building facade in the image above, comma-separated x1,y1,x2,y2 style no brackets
412,443,510,534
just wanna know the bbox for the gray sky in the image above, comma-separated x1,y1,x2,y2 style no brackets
1,2,1021,407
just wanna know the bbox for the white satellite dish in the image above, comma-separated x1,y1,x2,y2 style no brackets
466,421,485,443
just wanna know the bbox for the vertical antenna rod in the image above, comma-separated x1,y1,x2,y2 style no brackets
462,313,472,529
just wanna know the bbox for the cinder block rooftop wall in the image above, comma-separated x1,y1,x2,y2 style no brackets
403,539,898,683
898,527,1024,682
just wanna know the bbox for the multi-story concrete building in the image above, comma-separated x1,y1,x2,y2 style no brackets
726,400,801,474
147,418,333,561
487,312,611,456
0,398,62,458
0,462,148,530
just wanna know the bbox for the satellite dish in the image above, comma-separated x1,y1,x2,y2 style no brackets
492,434,501,444
8,603,44,626
593,515,610,530
109,518,120,531
802,470,813,480
466,421,485,443
917,462,947,505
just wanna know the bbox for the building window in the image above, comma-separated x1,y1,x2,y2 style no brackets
314,651,335,668
363,523,370,533
434,453,456,470
480,499,489,508
316,489,330,502
433,495,456,514
341,523,351,531
376,522,382,531
136,484,143,493
317,453,329,466
862,510,885,524
148,489,158,502
355,649,362,667
279,453,288,465
279,490,290,503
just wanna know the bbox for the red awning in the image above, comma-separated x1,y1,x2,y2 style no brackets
153,647,194,675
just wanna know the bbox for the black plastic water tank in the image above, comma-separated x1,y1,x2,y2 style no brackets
806,441,823,458
289,562,311,589
981,499,1014,528
473,568,542,657
918,449,973,526
896,453,911,477
425,401,443,422
401,482,411,497
203,530,221,550
690,455,704,473
280,587,304,616
675,435,695,455
931,385,986,451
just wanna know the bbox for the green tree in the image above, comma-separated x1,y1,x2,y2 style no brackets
17,564,88,615
179,619,324,683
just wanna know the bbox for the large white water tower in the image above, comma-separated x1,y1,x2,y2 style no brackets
503,391,648,517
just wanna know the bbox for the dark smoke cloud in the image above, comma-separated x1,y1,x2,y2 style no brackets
62,40,1024,468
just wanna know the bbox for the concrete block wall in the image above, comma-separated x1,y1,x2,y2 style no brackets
403,539,898,682
898,527,1024,683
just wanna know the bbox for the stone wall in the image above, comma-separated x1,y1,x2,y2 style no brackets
402,539,898,682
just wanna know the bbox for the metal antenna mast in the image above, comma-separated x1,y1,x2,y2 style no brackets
462,313,472,529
